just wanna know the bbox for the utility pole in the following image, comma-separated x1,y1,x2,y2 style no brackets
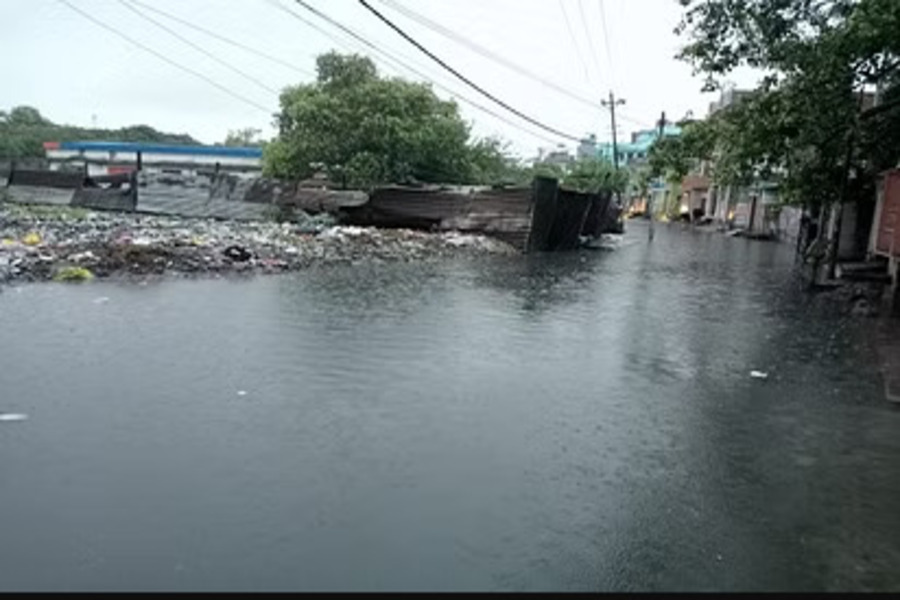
649,111,666,242
601,91,625,170
601,91,626,213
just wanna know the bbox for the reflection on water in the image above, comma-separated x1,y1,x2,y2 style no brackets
0,223,898,592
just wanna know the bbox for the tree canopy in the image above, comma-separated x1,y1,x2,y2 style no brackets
264,52,538,189
223,127,264,147
267,52,479,187
665,0,900,212
0,106,200,159
563,159,629,195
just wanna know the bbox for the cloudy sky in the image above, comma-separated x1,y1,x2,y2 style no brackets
1,0,758,157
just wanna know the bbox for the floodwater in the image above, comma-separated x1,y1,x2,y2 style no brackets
1,222,899,592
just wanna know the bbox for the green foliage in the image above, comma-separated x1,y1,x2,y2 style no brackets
467,138,530,187
53,266,94,283
648,119,717,183
224,127,264,147
265,52,525,189
563,159,629,194
525,162,567,183
0,105,200,159
629,165,653,198
674,0,900,211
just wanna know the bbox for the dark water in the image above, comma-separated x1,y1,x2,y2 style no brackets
2,222,899,592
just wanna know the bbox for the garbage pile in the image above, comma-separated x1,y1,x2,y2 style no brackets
0,204,518,284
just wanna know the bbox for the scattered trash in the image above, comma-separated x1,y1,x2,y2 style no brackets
53,266,95,283
22,232,42,246
223,245,253,263
0,204,517,285
68,251,97,263
750,371,769,380
0,413,28,423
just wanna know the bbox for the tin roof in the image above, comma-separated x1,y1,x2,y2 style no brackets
43,141,263,159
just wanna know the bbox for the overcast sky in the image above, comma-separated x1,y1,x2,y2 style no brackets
1,0,759,158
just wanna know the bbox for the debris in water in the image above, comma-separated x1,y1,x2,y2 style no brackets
93,297,110,304
0,413,28,423
750,371,769,380
22,232,42,246
237,391,248,397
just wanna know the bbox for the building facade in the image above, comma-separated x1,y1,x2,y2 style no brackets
43,141,264,177
592,125,682,168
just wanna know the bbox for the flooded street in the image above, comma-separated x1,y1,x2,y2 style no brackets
1,222,899,592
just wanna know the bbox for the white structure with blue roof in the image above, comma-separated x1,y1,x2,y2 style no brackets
43,141,264,176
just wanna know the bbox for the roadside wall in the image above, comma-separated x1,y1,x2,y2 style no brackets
4,167,614,253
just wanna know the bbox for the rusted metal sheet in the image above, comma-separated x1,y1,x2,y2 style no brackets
236,177,368,210
5,186,76,206
444,187,534,253
342,185,536,252
548,188,592,251
8,169,84,189
528,177,560,253
580,193,613,238
72,187,137,212
344,187,469,229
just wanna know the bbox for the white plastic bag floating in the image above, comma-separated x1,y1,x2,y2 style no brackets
0,413,28,422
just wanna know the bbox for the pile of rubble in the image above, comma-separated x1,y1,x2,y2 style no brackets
0,204,518,285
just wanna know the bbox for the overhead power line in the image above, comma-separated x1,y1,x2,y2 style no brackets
357,0,584,143
577,0,605,88
375,0,602,111
268,0,564,146
125,0,315,79
558,0,592,86
597,0,616,85
118,0,279,94
58,0,272,114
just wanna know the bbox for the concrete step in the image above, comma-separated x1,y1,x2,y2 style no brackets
887,378,900,404
837,261,891,284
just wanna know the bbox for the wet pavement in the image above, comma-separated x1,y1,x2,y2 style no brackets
1,221,899,592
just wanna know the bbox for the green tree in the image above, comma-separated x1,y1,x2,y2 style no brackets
467,137,529,186
676,0,900,207
265,52,511,189
8,106,48,126
563,159,629,194
648,118,717,183
224,127,264,147
629,165,653,199
0,105,200,159
676,0,900,275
